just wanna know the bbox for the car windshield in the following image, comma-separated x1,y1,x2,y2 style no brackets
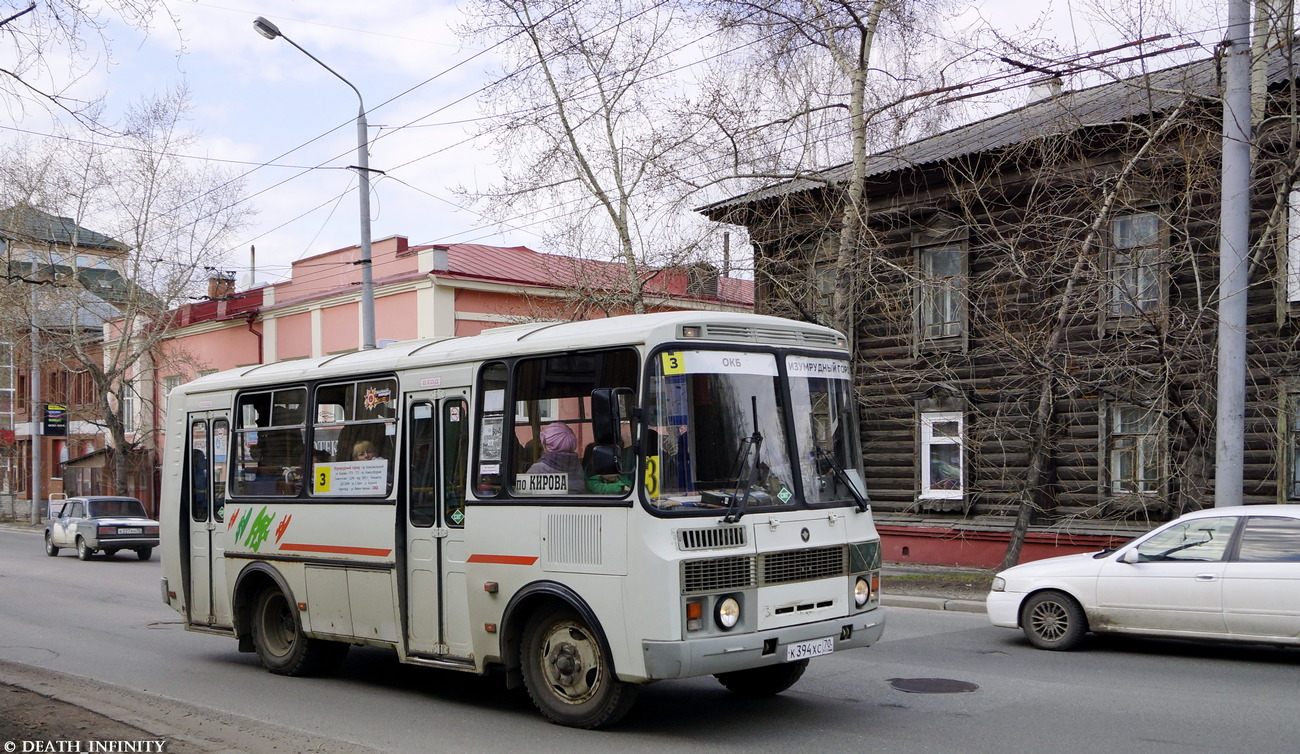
787,356,868,506
644,350,795,514
87,499,147,518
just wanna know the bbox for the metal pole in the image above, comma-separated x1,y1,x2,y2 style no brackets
1215,0,1252,507
29,285,41,524
253,17,376,350
356,106,376,350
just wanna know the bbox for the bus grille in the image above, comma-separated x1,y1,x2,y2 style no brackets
698,324,843,348
682,545,853,594
682,555,755,593
677,526,747,551
760,546,846,585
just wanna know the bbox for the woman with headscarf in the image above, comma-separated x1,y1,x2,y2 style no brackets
526,422,585,493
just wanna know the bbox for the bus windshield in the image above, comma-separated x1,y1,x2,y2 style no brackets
787,356,868,508
644,350,798,514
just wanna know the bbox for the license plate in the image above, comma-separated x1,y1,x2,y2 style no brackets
785,636,834,662
116,527,143,535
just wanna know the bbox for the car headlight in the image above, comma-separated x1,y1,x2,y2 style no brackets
854,576,871,607
991,576,1006,592
714,596,741,630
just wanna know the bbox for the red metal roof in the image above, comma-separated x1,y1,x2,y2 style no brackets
429,243,753,306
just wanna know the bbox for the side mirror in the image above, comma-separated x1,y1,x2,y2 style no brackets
1118,549,1141,564
591,387,633,445
590,443,622,476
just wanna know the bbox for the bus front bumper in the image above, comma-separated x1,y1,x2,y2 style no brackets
640,607,885,680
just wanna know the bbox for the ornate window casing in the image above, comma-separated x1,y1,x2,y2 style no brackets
1285,184,1300,305
1104,211,1166,326
1102,401,1164,499
912,222,968,353
1282,389,1300,503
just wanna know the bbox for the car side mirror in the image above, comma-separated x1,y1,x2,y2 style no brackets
1118,549,1141,564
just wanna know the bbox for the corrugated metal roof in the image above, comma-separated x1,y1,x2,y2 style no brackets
0,207,127,251
434,243,754,306
704,51,1294,213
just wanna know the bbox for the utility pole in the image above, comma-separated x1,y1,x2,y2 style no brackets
29,284,41,524
1215,0,1252,507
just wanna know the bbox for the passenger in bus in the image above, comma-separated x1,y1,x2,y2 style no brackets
353,440,385,462
526,422,584,493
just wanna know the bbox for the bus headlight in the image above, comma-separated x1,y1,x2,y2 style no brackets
714,596,741,630
854,576,871,607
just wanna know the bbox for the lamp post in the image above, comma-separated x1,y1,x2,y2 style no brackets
253,16,376,350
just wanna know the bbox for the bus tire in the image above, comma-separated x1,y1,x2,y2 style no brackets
715,658,809,698
520,604,637,729
251,587,349,676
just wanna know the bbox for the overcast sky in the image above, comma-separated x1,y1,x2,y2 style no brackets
3,0,1226,288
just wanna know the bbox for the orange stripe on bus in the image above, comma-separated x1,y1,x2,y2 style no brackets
467,554,539,566
280,543,393,557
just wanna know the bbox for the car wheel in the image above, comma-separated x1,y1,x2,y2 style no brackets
520,604,637,729
1021,590,1087,651
135,547,153,561
45,533,59,557
251,587,348,676
715,658,809,698
76,537,94,561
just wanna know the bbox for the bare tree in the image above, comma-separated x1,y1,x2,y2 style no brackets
0,85,250,492
697,0,973,343
0,0,174,127
456,0,723,314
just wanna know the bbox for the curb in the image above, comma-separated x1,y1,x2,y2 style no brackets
882,595,987,614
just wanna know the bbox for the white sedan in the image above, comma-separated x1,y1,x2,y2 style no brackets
987,505,1300,650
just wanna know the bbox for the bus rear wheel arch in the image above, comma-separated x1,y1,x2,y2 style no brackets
519,603,637,729
249,585,349,676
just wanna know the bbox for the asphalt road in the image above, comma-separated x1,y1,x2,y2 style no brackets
3,524,1299,753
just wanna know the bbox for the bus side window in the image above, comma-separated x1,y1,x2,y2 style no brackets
474,363,508,497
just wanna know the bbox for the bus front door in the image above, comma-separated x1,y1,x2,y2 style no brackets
186,414,232,628
404,393,473,659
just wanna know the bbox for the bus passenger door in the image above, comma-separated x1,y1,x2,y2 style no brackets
405,392,472,658
187,415,232,628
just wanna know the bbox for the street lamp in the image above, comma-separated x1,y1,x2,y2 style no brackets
253,16,376,350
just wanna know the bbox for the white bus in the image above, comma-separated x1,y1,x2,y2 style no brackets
159,310,884,728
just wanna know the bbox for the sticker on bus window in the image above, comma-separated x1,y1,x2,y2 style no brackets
514,473,569,495
314,460,388,496
660,351,685,375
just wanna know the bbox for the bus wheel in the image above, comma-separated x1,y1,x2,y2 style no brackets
715,659,809,698
251,587,349,676
520,605,637,729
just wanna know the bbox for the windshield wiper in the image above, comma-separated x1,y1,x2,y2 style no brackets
815,447,868,512
723,397,763,524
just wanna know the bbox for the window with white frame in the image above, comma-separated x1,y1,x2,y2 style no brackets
122,381,135,434
920,411,963,498
162,375,183,396
1109,212,1161,317
918,244,964,340
1108,404,1159,494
